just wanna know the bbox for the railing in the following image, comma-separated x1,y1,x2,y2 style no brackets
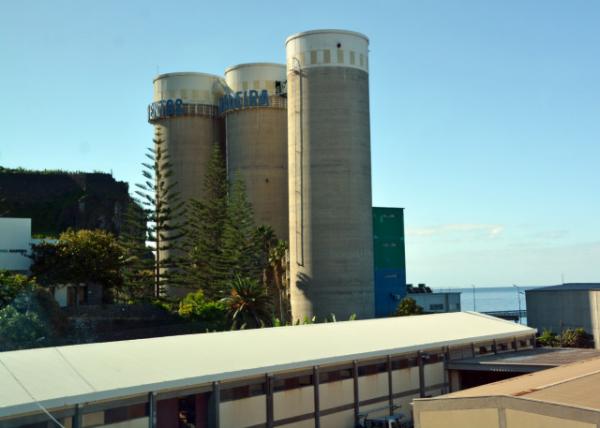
148,102,219,123
483,310,527,321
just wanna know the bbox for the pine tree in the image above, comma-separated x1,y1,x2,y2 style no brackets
181,144,229,299
119,200,154,301
126,130,186,298
221,176,262,282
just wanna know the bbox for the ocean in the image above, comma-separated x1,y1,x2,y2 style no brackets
433,286,534,323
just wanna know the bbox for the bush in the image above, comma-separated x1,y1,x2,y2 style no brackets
0,270,37,309
537,329,558,347
0,271,67,350
178,290,228,331
395,297,424,316
560,328,593,348
0,305,49,349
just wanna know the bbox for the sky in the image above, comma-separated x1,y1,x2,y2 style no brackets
1,0,598,288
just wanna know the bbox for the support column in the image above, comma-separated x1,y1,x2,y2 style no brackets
266,375,274,428
442,347,450,394
210,381,220,428
387,355,393,415
148,392,156,428
353,360,360,426
73,404,82,428
418,351,425,398
313,366,320,428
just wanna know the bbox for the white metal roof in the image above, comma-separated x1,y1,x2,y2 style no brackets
0,312,534,419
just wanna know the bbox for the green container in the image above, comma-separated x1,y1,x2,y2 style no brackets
373,207,404,240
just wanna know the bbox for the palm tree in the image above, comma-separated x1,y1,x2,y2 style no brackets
254,226,289,323
222,276,273,329
268,240,289,322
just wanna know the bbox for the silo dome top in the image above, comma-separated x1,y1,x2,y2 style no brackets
285,29,369,45
285,29,370,73
152,72,227,105
224,63,286,96
224,63,285,74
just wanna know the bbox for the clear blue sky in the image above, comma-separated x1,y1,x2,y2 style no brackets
1,0,598,288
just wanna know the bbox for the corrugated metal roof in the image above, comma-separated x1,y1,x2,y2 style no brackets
441,354,600,411
526,283,600,292
0,312,534,419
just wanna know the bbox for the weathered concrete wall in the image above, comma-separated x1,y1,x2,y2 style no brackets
287,64,374,321
226,107,288,240
154,116,224,205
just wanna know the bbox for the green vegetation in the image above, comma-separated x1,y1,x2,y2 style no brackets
177,290,228,331
222,276,273,329
395,297,424,316
30,229,125,303
0,271,67,350
181,145,229,298
538,327,593,348
127,130,186,297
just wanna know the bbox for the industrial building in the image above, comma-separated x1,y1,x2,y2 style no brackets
148,29,375,319
526,283,600,348
413,355,600,428
0,312,535,428
373,207,407,317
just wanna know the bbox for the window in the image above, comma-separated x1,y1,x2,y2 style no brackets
274,374,313,392
105,403,148,424
429,304,444,311
320,368,352,383
221,382,266,402
358,362,387,376
391,356,418,370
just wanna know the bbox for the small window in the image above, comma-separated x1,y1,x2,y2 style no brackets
105,403,148,424
221,382,266,402
392,356,418,370
274,375,313,392
358,362,387,376
359,53,364,66
323,49,331,64
350,51,355,65
337,49,344,64
320,368,352,383
310,50,317,64
429,304,444,311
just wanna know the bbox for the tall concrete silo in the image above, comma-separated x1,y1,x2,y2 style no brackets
286,30,374,320
148,72,226,296
223,63,288,241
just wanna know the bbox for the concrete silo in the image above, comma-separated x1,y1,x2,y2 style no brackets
149,72,226,203
148,72,226,296
286,30,374,320
223,63,288,241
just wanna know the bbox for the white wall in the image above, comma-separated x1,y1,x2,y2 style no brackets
0,218,32,272
413,293,461,313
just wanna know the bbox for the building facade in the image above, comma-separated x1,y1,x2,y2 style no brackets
0,313,535,428
373,207,407,317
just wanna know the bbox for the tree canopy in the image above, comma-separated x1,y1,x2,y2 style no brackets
30,229,125,302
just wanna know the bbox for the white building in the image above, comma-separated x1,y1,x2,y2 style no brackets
0,217,32,272
0,312,535,428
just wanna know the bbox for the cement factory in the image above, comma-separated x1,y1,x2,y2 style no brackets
148,29,390,321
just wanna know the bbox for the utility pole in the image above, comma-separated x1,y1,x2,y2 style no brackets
513,284,522,324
